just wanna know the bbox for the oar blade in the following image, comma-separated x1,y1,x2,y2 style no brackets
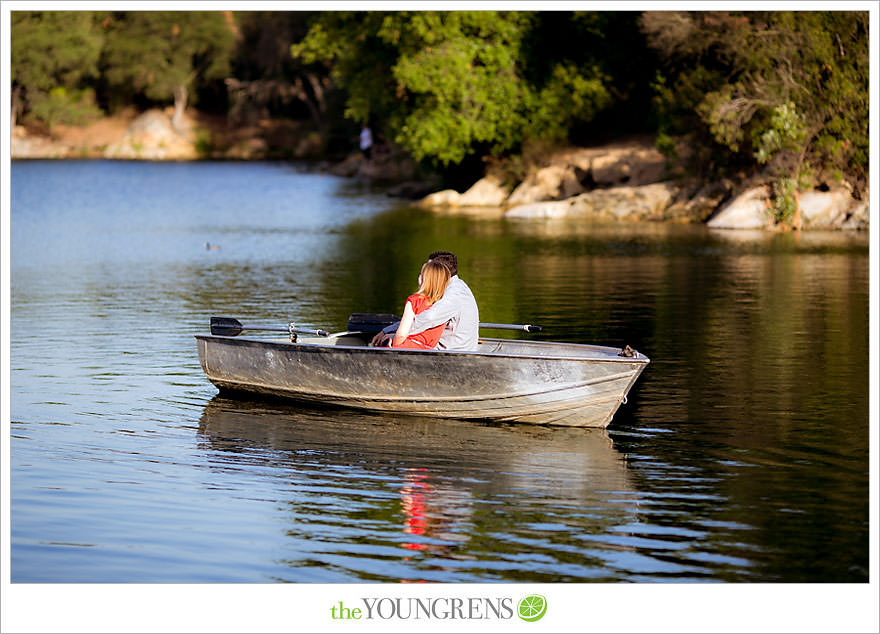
210,316,244,336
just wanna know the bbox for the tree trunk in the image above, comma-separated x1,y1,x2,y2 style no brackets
305,73,327,131
11,85,22,130
172,84,188,132
294,77,323,132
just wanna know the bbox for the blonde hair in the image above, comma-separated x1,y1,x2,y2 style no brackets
417,260,451,304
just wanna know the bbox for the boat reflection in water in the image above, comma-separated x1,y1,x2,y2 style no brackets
398,468,473,556
197,396,637,581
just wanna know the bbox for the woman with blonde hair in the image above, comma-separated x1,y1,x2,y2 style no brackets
390,260,451,349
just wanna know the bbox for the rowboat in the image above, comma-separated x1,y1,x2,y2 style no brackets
195,315,650,428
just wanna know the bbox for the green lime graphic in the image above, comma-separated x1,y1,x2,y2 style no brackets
517,595,547,622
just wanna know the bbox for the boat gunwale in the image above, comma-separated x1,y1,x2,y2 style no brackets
194,333,651,364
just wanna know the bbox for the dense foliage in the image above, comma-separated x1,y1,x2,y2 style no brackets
101,12,236,130
10,10,870,206
11,11,105,127
291,11,653,166
642,11,869,214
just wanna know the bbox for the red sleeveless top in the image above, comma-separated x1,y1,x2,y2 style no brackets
392,294,446,349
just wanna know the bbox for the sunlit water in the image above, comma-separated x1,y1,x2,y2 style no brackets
9,160,869,582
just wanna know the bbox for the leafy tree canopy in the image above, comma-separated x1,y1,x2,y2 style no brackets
642,10,869,200
101,11,236,126
292,11,619,165
11,11,105,125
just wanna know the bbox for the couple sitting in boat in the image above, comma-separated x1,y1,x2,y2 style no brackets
371,251,480,351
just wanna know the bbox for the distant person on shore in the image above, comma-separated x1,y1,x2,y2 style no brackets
360,124,373,161
372,251,480,351
389,260,451,349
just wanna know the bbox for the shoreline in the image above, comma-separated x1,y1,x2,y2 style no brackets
11,109,870,232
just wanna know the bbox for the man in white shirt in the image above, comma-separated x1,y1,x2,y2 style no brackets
372,251,479,351
359,125,373,160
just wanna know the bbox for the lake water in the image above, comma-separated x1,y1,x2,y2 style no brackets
8,160,871,585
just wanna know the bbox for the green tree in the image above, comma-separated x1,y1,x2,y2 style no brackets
11,11,105,128
101,11,236,130
641,10,869,216
381,11,533,164
292,11,620,166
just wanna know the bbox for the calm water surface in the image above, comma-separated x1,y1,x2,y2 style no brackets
9,160,870,582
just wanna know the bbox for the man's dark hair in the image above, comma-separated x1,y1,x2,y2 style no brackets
428,251,458,276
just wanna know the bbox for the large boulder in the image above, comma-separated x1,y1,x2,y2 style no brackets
505,142,667,205
507,164,586,205
129,109,177,138
706,187,773,229
506,183,676,220
105,109,197,159
457,176,510,207
799,188,857,229
417,176,509,208
503,199,573,219
840,193,869,230
589,145,666,187
418,189,461,207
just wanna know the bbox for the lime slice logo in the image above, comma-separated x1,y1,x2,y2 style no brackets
517,595,547,622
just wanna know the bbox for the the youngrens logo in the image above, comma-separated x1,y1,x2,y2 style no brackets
330,595,547,622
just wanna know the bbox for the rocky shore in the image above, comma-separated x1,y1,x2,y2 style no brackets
12,109,869,231
415,140,869,231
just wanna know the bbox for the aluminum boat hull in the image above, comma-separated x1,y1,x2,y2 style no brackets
195,334,649,427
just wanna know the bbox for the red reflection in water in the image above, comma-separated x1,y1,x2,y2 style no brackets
400,469,431,551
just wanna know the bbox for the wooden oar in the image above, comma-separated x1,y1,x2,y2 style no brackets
210,316,329,337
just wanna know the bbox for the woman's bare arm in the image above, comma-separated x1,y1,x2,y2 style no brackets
391,301,416,347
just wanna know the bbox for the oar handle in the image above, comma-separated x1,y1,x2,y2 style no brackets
291,325,330,337
479,322,543,333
